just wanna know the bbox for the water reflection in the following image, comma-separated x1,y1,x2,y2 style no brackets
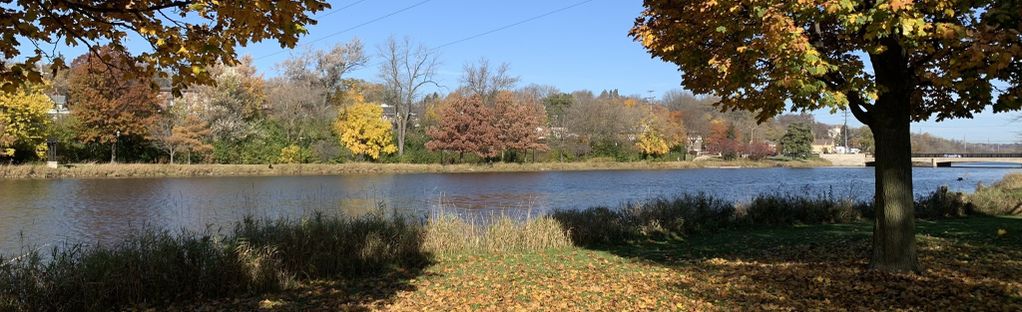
1,167,1019,256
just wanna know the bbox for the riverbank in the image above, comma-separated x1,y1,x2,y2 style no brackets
2,178,1019,311
0,158,832,180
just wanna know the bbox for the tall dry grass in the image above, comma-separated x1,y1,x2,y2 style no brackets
969,173,1022,216
423,215,571,255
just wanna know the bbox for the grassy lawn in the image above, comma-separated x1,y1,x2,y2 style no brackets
180,216,1022,311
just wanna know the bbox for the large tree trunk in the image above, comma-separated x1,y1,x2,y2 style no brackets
865,39,919,272
169,147,175,164
110,142,117,164
869,110,918,272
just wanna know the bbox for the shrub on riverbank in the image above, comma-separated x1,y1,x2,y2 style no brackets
0,213,418,311
0,211,572,311
551,193,866,246
968,173,1022,216
0,229,290,311
903,173,1022,218
553,175,1021,247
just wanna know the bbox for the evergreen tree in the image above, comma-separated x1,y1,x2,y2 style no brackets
780,123,814,160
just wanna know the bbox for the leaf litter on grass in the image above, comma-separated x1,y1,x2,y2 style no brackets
177,218,1022,311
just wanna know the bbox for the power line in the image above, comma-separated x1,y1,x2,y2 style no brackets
259,0,597,77
317,0,369,19
912,125,1016,129
256,0,434,61
361,0,597,69
434,0,596,50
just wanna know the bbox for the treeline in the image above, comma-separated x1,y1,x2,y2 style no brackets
2,38,1017,165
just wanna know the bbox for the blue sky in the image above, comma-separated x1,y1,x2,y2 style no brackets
238,0,679,95
21,0,1021,143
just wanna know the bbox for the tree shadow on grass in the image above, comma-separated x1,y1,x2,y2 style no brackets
570,218,1022,310
172,266,438,311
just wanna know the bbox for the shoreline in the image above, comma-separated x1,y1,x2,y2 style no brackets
0,158,833,180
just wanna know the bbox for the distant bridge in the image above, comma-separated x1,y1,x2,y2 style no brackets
864,153,1022,167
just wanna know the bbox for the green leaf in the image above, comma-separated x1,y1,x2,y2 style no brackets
754,7,766,18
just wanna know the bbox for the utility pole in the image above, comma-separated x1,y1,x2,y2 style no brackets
843,109,850,153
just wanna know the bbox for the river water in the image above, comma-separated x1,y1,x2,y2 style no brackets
1,166,1019,256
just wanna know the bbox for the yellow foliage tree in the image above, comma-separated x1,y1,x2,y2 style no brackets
0,84,52,159
335,91,397,160
278,145,310,164
635,118,670,157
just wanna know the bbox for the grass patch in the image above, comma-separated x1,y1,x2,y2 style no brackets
391,216,1021,311
184,217,1021,311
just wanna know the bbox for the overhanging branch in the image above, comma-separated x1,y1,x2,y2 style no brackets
846,92,873,126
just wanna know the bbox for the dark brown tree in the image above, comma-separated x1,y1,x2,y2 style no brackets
67,46,160,163
426,94,499,162
493,91,547,161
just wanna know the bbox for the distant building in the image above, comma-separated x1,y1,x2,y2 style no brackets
379,103,397,121
379,103,420,128
812,138,835,154
47,94,69,117
834,146,862,154
687,136,703,155
156,77,176,108
827,126,843,140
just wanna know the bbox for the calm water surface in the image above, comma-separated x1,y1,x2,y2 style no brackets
2,166,1019,256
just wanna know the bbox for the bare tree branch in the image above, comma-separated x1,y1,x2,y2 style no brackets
378,36,439,156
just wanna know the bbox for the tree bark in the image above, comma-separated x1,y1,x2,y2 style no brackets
869,109,918,272
110,142,116,164
397,114,407,156
864,39,919,273
169,147,175,164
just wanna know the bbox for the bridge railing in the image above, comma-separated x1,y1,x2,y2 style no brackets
911,153,1022,158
